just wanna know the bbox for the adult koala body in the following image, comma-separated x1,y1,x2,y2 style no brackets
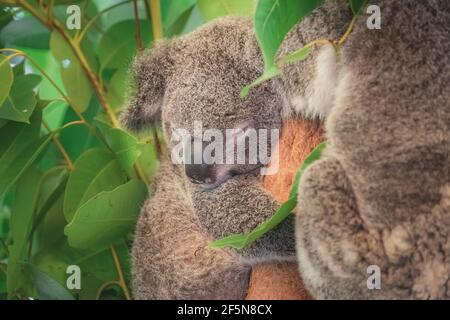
280,0,450,298
121,18,299,299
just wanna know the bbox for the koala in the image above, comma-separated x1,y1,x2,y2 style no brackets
121,17,298,299
278,0,450,298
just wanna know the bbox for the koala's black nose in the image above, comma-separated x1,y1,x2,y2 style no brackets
185,163,214,184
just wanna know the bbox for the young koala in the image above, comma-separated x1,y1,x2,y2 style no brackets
279,0,450,298
121,17,296,299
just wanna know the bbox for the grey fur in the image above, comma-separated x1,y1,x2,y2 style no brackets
286,0,450,299
132,155,250,299
122,17,295,299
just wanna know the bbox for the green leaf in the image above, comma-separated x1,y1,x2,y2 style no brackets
25,263,74,300
64,180,147,249
105,67,129,111
50,31,93,113
7,167,42,299
0,54,13,107
209,141,326,249
0,16,50,50
42,100,69,131
348,0,367,15
241,65,281,97
63,148,128,222
0,110,52,198
179,5,206,35
136,140,159,182
96,120,142,176
58,99,102,162
17,46,65,101
32,239,130,300
162,0,196,29
0,74,42,123
197,0,254,21
248,0,324,92
288,141,327,199
30,168,69,248
97,20,152,71
279,45,311,66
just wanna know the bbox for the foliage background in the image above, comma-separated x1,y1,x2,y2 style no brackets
0,0,259,300
0,0,361,299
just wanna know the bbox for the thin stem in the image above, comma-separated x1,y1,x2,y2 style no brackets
110,244,132,300
338,10,360,45
61,120,86,130
133,0,143,51
0,52,22,67
278,4,363,69
148,0,163,41
42,121,75,171
95,280,121,300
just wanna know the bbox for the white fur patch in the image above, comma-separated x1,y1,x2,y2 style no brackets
297,236,324,288
290,45,339,119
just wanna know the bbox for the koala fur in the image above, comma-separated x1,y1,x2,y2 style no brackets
132,156,250,299
122,17,299,299
281,0,450,298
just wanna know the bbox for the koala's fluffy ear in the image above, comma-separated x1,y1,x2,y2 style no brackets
120,40,178,131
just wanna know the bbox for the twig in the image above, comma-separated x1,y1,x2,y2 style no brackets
42,121,75,171
147,0,163,41
110,244,132,300
133,0,143,51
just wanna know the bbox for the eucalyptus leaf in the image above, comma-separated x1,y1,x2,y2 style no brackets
97,20,152,71
96,120,142,177
32,239,130,300
245,0,324,94
162,0,196,29
7,167,42,299
0,54,13,107
64,180,148,249
0,16,50,50
197,0,254,21
0,135,53,200
0,110,52,198
25,263,74,300
50,31,93,113
279,45,311,66
17,46,65,101
30,168,69,248
348,0,367,15
0,74,42,123
105,67,129,111
63,148,127,222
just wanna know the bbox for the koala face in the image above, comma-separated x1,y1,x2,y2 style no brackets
122,17,283,188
